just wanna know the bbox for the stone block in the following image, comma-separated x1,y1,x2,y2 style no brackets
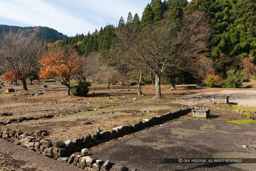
212,96,229,104
5,88,15,93
192,108,210,118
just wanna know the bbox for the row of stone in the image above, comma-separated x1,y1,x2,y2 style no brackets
1,108,191,159
61,108,191,157
62,150,135,171
0,108,191,170
0,129,134,171
0,114,54,125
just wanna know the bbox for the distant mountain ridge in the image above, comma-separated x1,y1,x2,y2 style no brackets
0,25,66,42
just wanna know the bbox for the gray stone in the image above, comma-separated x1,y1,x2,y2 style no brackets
67,153,77,164
64,139,73,148
53,148,67,157
57,157,69,163
96,160,104,167
79,156,87,168
92,163,101,171
192,108,210,118
99,131,111,140
101,160,113,171
83,134,92,144
212,96,229,104
110,165,128,171
79,157,87,168
81,148,89,156
5,88,15,93
84,156,96,167
34,142,41,149
40,139,53,148
52,140,65,148
45,147,54,157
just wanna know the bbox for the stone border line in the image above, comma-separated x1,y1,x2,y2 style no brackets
0,108,191,171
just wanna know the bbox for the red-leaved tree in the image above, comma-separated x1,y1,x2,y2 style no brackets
3,71,19,85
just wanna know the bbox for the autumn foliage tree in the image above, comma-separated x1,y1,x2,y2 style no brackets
39,46,83,95
3,71,18,85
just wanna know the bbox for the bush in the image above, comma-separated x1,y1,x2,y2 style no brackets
71,81,91,96
204,74,225,87
225,70,245,88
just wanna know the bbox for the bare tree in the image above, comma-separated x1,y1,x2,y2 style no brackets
0,32,44,90
115,11,211,98
79,52,101,82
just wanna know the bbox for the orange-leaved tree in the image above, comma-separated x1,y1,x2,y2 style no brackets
39,46,83,95
3,71,19,85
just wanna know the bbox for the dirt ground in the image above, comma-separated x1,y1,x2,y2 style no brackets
1,79,256,170
0,82,189,141
0,138,83,171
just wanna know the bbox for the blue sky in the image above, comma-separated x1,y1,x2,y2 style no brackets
0,0,150,36
0,0,191,36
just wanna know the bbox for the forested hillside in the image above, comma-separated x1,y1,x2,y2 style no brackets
0,25,66,42
60,0,256,85
61,0,256,59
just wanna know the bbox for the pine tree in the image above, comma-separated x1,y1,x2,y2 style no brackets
152,0,164,22
118,17,125,28
141,4,154,28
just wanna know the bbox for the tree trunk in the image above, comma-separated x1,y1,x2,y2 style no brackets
67,85,71,95
107,80,110,89
150,70,154,85
30,79,33,85
138,69,144,96
155,74,162,99
21,79,28,90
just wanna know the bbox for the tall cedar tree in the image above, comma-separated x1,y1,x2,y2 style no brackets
166,0,188,8
118,17,125,28
127,12,133,24
152,0,164,22
168,1,184,24
141,4,154,28
133,13,141,26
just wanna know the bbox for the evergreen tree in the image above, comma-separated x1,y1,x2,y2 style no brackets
141,4,154,28
187,0,214,13
133,13,141,26
118,17,125,28
168,1,184,24
152,0,164,22
92,35,98,52
232,0,256,56
127,12,133,24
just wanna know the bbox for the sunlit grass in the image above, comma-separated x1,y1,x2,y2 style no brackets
224,120,256,125
233,106,256,112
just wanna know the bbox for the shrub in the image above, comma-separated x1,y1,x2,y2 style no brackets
225,70,245,88
71,81,91,96
204,74,225,87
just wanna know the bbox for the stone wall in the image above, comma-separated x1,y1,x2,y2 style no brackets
0,108,191,171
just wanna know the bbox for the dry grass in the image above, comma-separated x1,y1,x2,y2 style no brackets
2,80,256,141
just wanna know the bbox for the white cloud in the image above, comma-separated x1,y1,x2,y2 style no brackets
0,0,101,36
0,0,150,36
